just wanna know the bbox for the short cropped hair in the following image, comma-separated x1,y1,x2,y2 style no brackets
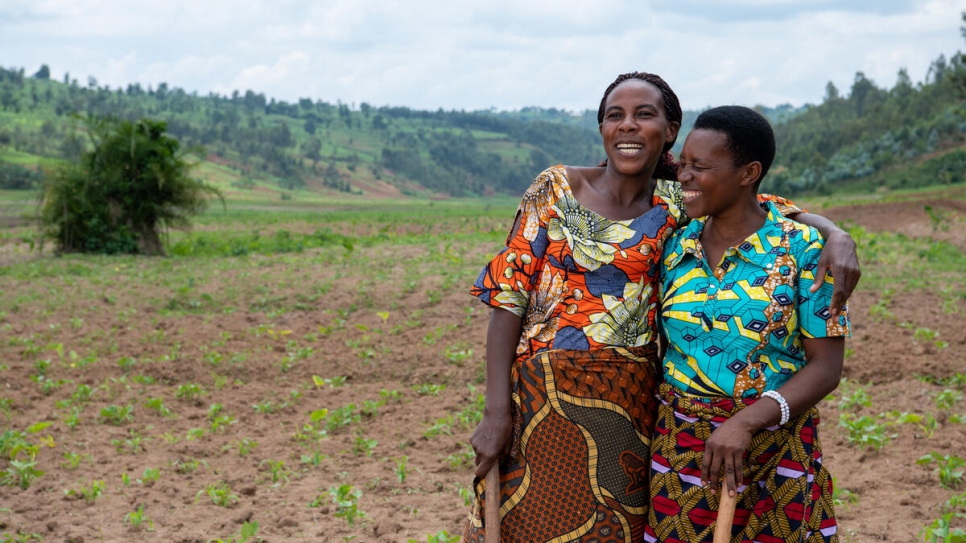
692,105,775,184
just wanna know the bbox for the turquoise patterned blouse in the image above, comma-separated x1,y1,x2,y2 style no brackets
658,202,851,400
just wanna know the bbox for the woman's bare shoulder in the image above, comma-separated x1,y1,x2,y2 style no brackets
563,165,604,197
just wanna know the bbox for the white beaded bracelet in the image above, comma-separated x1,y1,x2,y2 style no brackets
762,390,790,426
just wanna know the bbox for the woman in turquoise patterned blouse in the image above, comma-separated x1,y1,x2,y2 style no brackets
647,106,850,543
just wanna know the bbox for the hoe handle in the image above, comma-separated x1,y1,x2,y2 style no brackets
713,489,738,543
485,464,501,543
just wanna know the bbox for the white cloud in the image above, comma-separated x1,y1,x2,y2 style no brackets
1,0,964,111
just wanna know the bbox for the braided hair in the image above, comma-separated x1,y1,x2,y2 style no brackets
597,72,682,180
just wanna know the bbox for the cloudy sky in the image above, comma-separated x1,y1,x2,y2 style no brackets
2,0,965,113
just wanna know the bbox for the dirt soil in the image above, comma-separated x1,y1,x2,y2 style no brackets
0,197,965,543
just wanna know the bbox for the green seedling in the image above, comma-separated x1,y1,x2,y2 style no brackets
889,411,939,438
945,373,966,389
71,383,94,404
322,375,347,388
171,458,207,475
424,416,454,439
326,404,361,434
444,345,474,366
918,452,966,489
144,397,173,417
936,389,963,411
919,511,966,543
328,484,365,526
31,359,50,379
0,397,12,421
944,491,966,512
175,383,206,402
228,438,258,457
138,467,161,486
64,406,82,430
301,450,326,466
414,383,446,397
99,404,134,425
186,427,206,441
212,372,230,390
0,530,42,542
237,520,261,543
868,289,895,322
838,413,896,451
395,456,411,484
837,378,872,411
204,351,224,366
40,377,69,396
196,481,238,507
407,531,461,543
252,400,279,414
2,459,43,489
913,327,949,349
352,434,378,457
361,399,382,418
66,479,105,504
831,476,859,509
61,450,92,470
111,430,149,454
455,483,474,507
208,520,261,543
445,443,475,470
117,356,137,373
261,459,291,486
131,374,155,385
124,504,154,532
209,411,238,433
379,389,403,403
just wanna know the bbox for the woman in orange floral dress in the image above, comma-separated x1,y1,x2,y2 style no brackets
462,72,858,543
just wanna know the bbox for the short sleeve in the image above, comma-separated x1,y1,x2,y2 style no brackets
758,193,805,216
470,169,557,317
796,233,851,339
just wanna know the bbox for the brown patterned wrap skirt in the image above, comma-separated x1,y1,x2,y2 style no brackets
645,383,838,543
463,345,661,543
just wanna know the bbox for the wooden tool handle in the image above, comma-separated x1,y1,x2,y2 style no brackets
484,463,501,543
713,490,738,543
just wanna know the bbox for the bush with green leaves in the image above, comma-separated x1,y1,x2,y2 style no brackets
38,116,222,255
0,161,43,190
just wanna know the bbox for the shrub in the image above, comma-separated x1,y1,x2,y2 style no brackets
38,116,222,255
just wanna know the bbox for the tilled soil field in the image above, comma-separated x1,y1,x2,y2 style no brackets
0,197,964,543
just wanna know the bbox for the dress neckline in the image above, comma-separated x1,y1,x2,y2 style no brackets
555,165,668,224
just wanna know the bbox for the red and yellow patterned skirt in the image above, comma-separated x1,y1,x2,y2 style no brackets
463,345,661,543
646,383,838,543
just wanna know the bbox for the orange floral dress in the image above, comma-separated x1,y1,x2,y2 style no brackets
463,165,682,542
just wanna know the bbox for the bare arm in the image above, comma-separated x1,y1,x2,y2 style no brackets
700,336,845,496
792,212,860,316
471,308,523,478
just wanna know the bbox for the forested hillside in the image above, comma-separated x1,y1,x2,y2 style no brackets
1,34,965,199
0,68,601,198
767,51,966,195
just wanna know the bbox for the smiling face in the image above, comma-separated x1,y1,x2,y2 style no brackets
598,80,679,177
677,128,760,218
